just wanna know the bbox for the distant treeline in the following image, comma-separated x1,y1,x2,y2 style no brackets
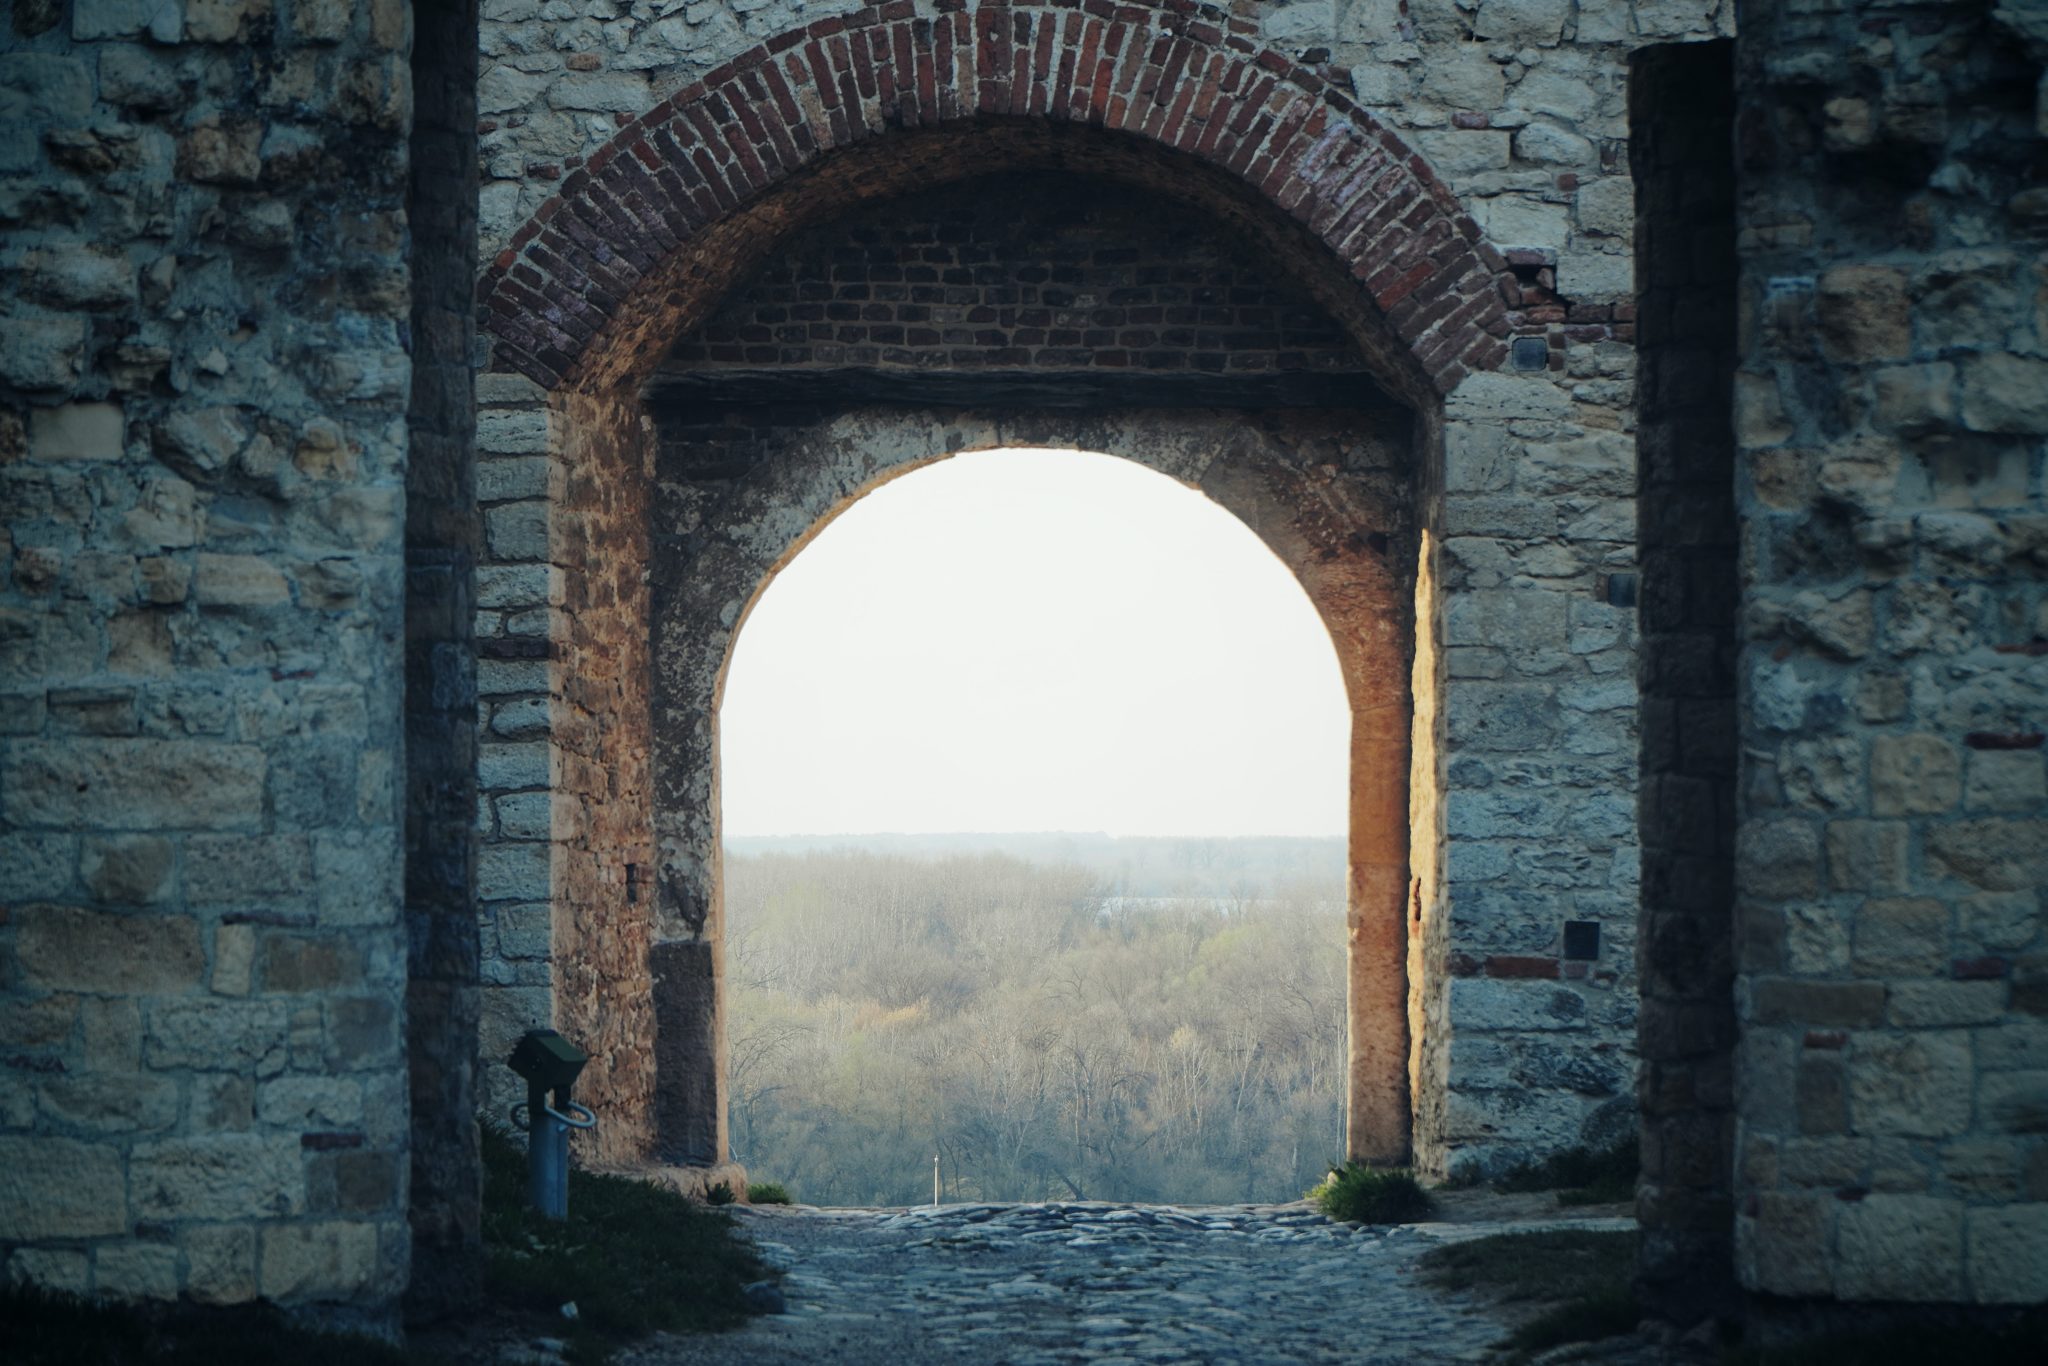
725,831,1346,900
723,847,1346,1207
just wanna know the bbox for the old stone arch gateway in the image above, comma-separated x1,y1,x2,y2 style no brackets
4,0,2043,1343
465,4,1642,1196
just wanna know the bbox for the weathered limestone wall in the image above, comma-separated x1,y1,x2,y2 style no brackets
475,0,1728,309
1731,0,2048,1310
1,0,415,1321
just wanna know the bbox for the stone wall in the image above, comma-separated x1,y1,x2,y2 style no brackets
473,0,1654,1170
474,0,1728,318
1730,0,2048,1312
1,0,415,1323
660,172,1361,374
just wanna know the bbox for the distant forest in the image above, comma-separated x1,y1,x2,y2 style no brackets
723,840,1347,1207
726,831,1346,899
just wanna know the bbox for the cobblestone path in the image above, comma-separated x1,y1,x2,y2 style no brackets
621,1201,1639,1365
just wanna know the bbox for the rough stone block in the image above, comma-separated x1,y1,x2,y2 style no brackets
0,316,86,391
195,553,292,608
214,922,256,996
313,831,403,927
1448,977,1589,1032
1737,1192,1834,1296
1736,820,1821,900
259,1221,380,1301
37,1073,180,1133
185,835,315,904
28,403,125,461
478,742,548,791
1852,897,1950,978
478,841,550,902
0,1135,127,1238
1747,978,1885,1027
183,1224,257,1304
494,792,551,841
260,935,365,993
78,835,175,905
1965,750,2047,812
72,0,185,40
0,832,77,900
1836,1195,1965,1300
7,1247,90,1295
325,995,402,1070
477,410,551,455
2,740,266,830
1979,1072,2048,1136
1888,981,2006,1027
1825,820,1908,892
131,1135,305,1221
257,1076,363,1129
1815,264,1910,361
1869,734,1961,816
1959,354,2048,434
1849,1032,1974,1138
18,904,203,993
1966,1204,2048,1303
143,999,289,1075
1928,819,2048,892
92,1242,179,1300
484,501,549,561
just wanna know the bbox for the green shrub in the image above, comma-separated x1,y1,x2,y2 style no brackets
704,1180,737,1206
481,1127,768,1362
1421,1229,1635,1302
748,1181,794,1205
1507,1286,1640,1354
1422,1230,1639,1360
1494,1138,1637,1204
1305,1162,1435,1224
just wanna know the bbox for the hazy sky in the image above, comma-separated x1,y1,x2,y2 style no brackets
718,448,1348,838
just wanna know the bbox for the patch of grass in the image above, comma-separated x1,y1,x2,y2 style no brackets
1507,1285,1640,1353
1494,1138,1637,1205
1723,1310,2048,1366
1422,1228,1635,1302
748,1181,794,1205
482,1126,769,1363
1424,1230,1639,1360
704,1180,737,1205
1305,1162,1435,1224
1,1284,430,1366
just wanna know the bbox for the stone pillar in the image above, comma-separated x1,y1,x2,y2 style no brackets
404,0,484,1322
1630,37,1740,1328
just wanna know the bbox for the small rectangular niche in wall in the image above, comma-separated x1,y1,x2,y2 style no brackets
1563,920,1601,961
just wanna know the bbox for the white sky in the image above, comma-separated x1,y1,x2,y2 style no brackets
718,448,1349,838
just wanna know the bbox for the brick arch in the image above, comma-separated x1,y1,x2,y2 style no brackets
477,0,1513,397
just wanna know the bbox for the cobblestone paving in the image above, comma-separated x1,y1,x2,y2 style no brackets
621,1201,1639,1365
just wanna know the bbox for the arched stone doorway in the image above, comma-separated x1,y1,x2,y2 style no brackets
469,1,1639,1189
656,407,1414,1170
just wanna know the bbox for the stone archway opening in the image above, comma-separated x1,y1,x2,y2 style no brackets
704,440,1398,1199
470,2,1643,1206
708,440,1409,1196
654,407,1416,1183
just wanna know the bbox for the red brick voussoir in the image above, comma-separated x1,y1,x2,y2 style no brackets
477,0,1513,395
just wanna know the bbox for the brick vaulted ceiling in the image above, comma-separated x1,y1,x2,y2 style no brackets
475,0,1517,399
